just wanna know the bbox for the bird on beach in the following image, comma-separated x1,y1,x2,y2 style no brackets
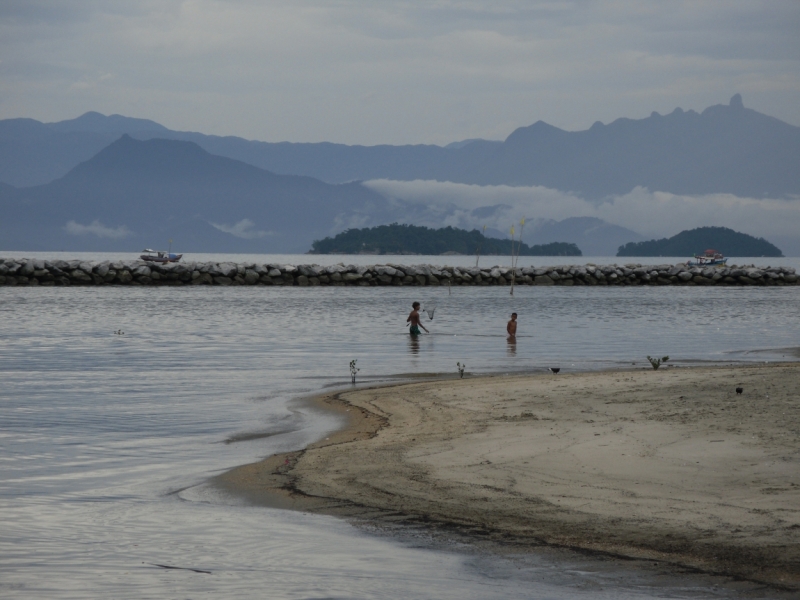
736,387,743,395
549,367,560,374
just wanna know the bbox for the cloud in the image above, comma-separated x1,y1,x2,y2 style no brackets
329,212,374,234
363,179,800,241
596,189,800,240
64,219,131,238
209,218,271,239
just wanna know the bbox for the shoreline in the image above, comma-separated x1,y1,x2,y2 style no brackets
213,364,800,590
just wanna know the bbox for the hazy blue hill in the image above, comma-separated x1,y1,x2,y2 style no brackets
0,117,119,188
47,111,169,134
469,95,800,197
125,99,800,197
0,117,53,139
0,112,174,187
0,136,389,253
310,224,581,256
3,95,797,200
616,226,783,257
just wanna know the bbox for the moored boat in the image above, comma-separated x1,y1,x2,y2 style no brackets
140,249,183,263
687,249,727,266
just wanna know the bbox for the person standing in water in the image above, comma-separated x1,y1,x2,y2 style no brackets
407,302,429,336
507,312,518,338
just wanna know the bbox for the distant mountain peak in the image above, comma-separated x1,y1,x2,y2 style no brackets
504,119,564,145
730,93,744,109
0,128,389,253
47,112,169,134
60,134,250,184
94,134,210,161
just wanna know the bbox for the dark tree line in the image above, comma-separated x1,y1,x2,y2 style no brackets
617,226,782,257
311,223,582,256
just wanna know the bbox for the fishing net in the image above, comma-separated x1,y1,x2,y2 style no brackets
423,303,437,320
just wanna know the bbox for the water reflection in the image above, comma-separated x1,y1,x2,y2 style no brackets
506,336,517,357
407,333,420,356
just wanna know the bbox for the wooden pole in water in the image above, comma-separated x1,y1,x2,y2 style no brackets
510,218,525,296
509,224,516,296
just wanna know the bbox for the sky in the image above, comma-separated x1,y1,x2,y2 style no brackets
1,0,799,146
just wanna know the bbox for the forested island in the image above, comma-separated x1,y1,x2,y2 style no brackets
310,224,582,256
617,226,783,257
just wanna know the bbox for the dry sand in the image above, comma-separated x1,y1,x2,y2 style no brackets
214,363,800,589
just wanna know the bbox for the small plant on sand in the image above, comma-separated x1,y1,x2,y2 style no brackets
457,362,466,378
646,355,669,370
349,359,360,384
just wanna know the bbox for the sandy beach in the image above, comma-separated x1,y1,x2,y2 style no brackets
215,363,800,589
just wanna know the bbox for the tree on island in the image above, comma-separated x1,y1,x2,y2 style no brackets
310,223,582,256
617,226,783,257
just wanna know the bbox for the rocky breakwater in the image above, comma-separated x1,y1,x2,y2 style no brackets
0,259,797,287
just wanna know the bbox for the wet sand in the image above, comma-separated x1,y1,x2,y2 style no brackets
214,363,800,589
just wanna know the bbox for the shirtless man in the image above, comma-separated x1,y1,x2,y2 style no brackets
507,312,518,338
407,302,429,336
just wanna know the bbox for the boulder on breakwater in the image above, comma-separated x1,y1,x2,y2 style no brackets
0,258,796,287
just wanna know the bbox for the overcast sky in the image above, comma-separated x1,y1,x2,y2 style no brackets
1,1,799,145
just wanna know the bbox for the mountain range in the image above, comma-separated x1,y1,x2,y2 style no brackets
2,95,798,199
0,134,645,254
0,95,797,254
0,136,388,253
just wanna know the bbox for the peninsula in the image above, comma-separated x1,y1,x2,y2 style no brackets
215,363,800,590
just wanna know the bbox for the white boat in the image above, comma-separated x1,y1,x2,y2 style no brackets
687,249,727,266
140,249,182,263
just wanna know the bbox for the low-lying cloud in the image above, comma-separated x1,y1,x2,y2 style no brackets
363,179,800,241
210,218,272,239
64,219,132,239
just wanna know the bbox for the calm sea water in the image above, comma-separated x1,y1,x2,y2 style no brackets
1,267,799,599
